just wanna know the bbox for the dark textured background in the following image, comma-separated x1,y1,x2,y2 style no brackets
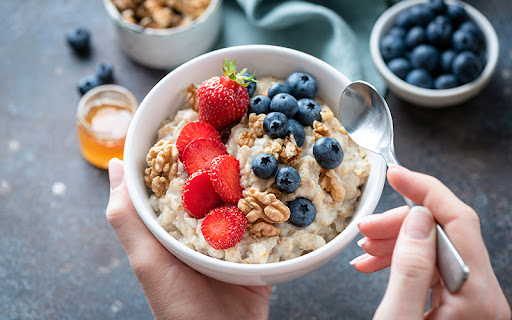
0,0,510,319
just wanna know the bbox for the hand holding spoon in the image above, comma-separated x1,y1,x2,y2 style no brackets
339,81,469,293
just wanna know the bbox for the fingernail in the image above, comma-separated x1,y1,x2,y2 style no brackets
349,253,370,265
405,206,434,240
357,237,368,247
108,158,124,191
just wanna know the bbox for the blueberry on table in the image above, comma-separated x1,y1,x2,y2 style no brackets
288,198,316,227
96,62,114,84
425,17,453,47
452,29,478,52
405,26,426,50
405,69,433,89
294,98,322,127
440,50,457,73
452,51,483,84
286,72,318,99
251,153,278,179
387,57,411,80
313,137,344,169
243,73,257,97
270,93,298,118
248,95,271,115
447,4,468,25
434,74,458,89
379,34,405,62
288,119,305,147
276,166,301,193
66,27,91,55
410,44,440,73
268,82,291,100
263,112,289,139
77,75,101,95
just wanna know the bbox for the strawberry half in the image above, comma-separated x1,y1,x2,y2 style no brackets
197,58,255,130
209,154,243,204
176,121,221,156
182,138,228,175
182,170,223,219
201,205,247,250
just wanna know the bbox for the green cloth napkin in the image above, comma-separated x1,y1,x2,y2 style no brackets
216,0,389,93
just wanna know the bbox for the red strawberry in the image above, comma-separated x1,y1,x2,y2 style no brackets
182,138,228,175
201,205,247,250
196,58,255,130
209,154,243,204
182,170,223,219
176,121,222,155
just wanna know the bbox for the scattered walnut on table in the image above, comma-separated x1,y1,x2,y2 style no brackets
319,169,345,202
313,120,330,140
144,139,179,197
238,113,266,147
238,188,290,237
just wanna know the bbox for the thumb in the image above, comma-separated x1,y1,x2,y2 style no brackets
375,206,436,320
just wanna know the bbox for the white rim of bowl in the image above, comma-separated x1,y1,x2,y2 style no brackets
103,0,221,37
370,0,499,97
124,45,386,275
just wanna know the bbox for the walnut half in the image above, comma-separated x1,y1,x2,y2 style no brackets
143,139,179,197
319,169,345,202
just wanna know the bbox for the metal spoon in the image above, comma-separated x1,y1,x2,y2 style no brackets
339,81,469,293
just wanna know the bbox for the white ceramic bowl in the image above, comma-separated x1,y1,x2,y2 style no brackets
124,45,386,286
103,0,223,69
370,0,499,107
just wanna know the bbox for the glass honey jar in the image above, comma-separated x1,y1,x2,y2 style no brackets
76,85,138,169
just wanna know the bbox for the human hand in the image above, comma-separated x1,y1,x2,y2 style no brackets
351,166,511,319
105,158,272,320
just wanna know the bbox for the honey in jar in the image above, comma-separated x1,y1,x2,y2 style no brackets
76,85,138,169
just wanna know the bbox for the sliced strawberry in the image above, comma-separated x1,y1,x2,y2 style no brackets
209,155,243,204
201,205,247,250
182,138,227,175
176,121,221,155
182,170,223,219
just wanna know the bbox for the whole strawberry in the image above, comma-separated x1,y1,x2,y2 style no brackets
197,58,255,130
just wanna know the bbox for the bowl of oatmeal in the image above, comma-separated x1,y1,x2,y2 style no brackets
103,0,222,69
124,45,387,285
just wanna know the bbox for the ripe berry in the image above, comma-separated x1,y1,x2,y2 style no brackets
209,155,243,204
452,51,482,84
251,153,278,179
270,93,298,118
181,138,227,175
286,72,318,99
276,166,301,193
295,98,322,127
77,75,101,95
387,58,411,80
434,74,458,89
410,44,440,73
243,72,257,97
405,69,433,89
176,122,222,155
268,82,291,100
66,27,91,55
201,206,247,250
263,112,289,139
248,95,271,115
313,137,344,169
182,170,223,219
380,34,406,62
288,198,316,227
96,62,114,84
288,119,306,147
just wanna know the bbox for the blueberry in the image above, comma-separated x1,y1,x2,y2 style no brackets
427,0,447,14
248,95,271,115
405,26,425,49
410,44,440,73
96,62,114,84
379,34,406,62
275,166,301,193
452,29,478,52
286,72,318,99
288,198,316,227
77,75,101,95
417,4,436,26
243,73,257,97
405,69,433,89
446,4,468,25
294,98,322,127
288,119,305,147
313,137,344,169
388,27,406,38
263,112,289,139
387,58,411,80
66,27,91,55
407,6,427,27
452,51,483,84
395,10,415,30
425,17,453,47
434,74,458,89
459,21,484,48
268,82,291,100
270,93,298,118
251,153,278,179
440,50,457,73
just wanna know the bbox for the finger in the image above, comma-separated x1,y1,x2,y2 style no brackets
358,206,409,239
358,238,397,257
375,206,436,319
350,254,392,274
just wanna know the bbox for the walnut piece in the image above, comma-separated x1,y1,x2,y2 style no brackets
321,109,334,121
238,188,290,237
184,83,198,111
319,169,345,202
278,135,301,166
313,120,330,140
144,139,179,197
238,113,266,147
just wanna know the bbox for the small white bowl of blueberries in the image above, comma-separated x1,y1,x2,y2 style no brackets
370,0,499,107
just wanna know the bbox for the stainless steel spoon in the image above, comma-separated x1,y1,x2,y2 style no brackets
339,81,469,293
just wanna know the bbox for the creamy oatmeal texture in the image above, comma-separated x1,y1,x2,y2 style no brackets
147,76,371,263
